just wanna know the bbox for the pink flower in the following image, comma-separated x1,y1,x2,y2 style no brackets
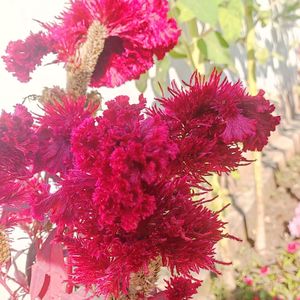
2,32,53,82
165,276,201,300
287,241,300,254
259,265,269,275
34,95,99,174
243,276,253,286
3,0,180,87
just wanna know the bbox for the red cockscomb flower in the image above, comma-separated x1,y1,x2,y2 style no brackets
72,95,178,231
0,104,37,164
3,0,180,87
149,70,280,179
55,178,227,298
0,105,36,203
165,276,201,300
2,32,53,82
34,96,99,174
45,0,180,87
0,105,50,220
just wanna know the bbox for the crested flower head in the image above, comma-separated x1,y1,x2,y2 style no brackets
165,276,202,300
149,70,280,180
54,177,227,298
2,32,53,82
3,0,180,87
34,95,99,174
72,95,178,231
0,104,37,177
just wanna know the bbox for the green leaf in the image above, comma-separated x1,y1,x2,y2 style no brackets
197,38,208,62
135,73,148,93
218,0,244,42
202,31,233,65
176,2,195,22
177,0,224,27
151,57,170,96
169,42,188,59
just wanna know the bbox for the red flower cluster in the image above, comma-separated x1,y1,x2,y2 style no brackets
2,32,53,83
0,71,280,299
0,105,47,222
34,95,99,174
165,276,202,300
2,0,180,87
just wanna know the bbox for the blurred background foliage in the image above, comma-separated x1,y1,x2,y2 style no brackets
135,0,300,95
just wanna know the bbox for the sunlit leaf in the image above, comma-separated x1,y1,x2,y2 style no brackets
219,0,244,42
135,73,148,93
151,57,170,96
202,31,233,65
177,0,224,27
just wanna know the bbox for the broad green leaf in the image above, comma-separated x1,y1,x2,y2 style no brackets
177,0,224,27
218,0,244,42
135,73,148,93
202,31,233,65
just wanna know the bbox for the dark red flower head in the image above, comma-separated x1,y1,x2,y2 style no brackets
34,95,99,175
165,276,202,300
72,95,178,231
149,70,280,180
0,104,36,177
2,32,53,83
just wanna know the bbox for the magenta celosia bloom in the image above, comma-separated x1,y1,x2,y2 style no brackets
165,276,202,300
3,0,180,87
0,105,36,191
149,71,280,178
34,96,99,174
54,178,226,297
45,0,180,87
72,95,178,231
28,94,231,298
2,32,53,82
0,104,37,163
0,105,50,221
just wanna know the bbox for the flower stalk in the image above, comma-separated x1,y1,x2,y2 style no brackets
66,21,107,97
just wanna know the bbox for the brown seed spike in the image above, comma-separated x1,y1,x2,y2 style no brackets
66,21,108,98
